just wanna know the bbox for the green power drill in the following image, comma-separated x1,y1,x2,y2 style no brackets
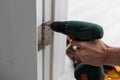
49,21,104,80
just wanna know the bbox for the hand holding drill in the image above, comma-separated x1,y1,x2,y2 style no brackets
70,38,109,66
44,20,120,80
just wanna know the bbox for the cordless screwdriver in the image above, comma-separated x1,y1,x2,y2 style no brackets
48,21,105,80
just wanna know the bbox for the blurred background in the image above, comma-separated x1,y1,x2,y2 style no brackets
68,0,120,46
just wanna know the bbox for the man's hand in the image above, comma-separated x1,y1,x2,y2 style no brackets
70,39,110,66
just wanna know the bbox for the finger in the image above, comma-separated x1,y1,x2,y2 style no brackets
71,40,86,49
67,36,70,41
67,36,73,44
67,36,87,48
70,40,80,46
99,40,110,48
75,50,85,60
76,46,84,50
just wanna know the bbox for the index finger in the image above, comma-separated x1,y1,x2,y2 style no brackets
67,36,85,48
71,40,86,48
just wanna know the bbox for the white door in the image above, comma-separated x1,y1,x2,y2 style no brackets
0,0,68,80
0,0,37,80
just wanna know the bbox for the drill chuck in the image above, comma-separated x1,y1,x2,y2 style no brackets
50,21,103,41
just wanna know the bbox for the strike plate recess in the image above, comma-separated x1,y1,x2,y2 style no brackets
38,22,52,51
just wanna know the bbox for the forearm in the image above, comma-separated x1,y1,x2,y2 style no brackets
104,47,120,65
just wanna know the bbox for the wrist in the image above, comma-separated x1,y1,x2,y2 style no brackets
104,47,120,65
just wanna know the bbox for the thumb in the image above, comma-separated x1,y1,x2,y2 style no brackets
67,36,85,48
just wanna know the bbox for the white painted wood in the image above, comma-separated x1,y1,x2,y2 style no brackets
36,0,42,80
0,0,37,80
37,0,42,27
37,51,43,80
44,1,52,79
52,0,68,80
37,0,52,80
45,0,52,22
0,0,16,80
10,0,37,80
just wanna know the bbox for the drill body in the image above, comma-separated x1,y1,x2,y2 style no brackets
50,21,104,80
50,21,103,41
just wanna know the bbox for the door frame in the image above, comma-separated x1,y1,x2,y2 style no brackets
51,0,68,80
